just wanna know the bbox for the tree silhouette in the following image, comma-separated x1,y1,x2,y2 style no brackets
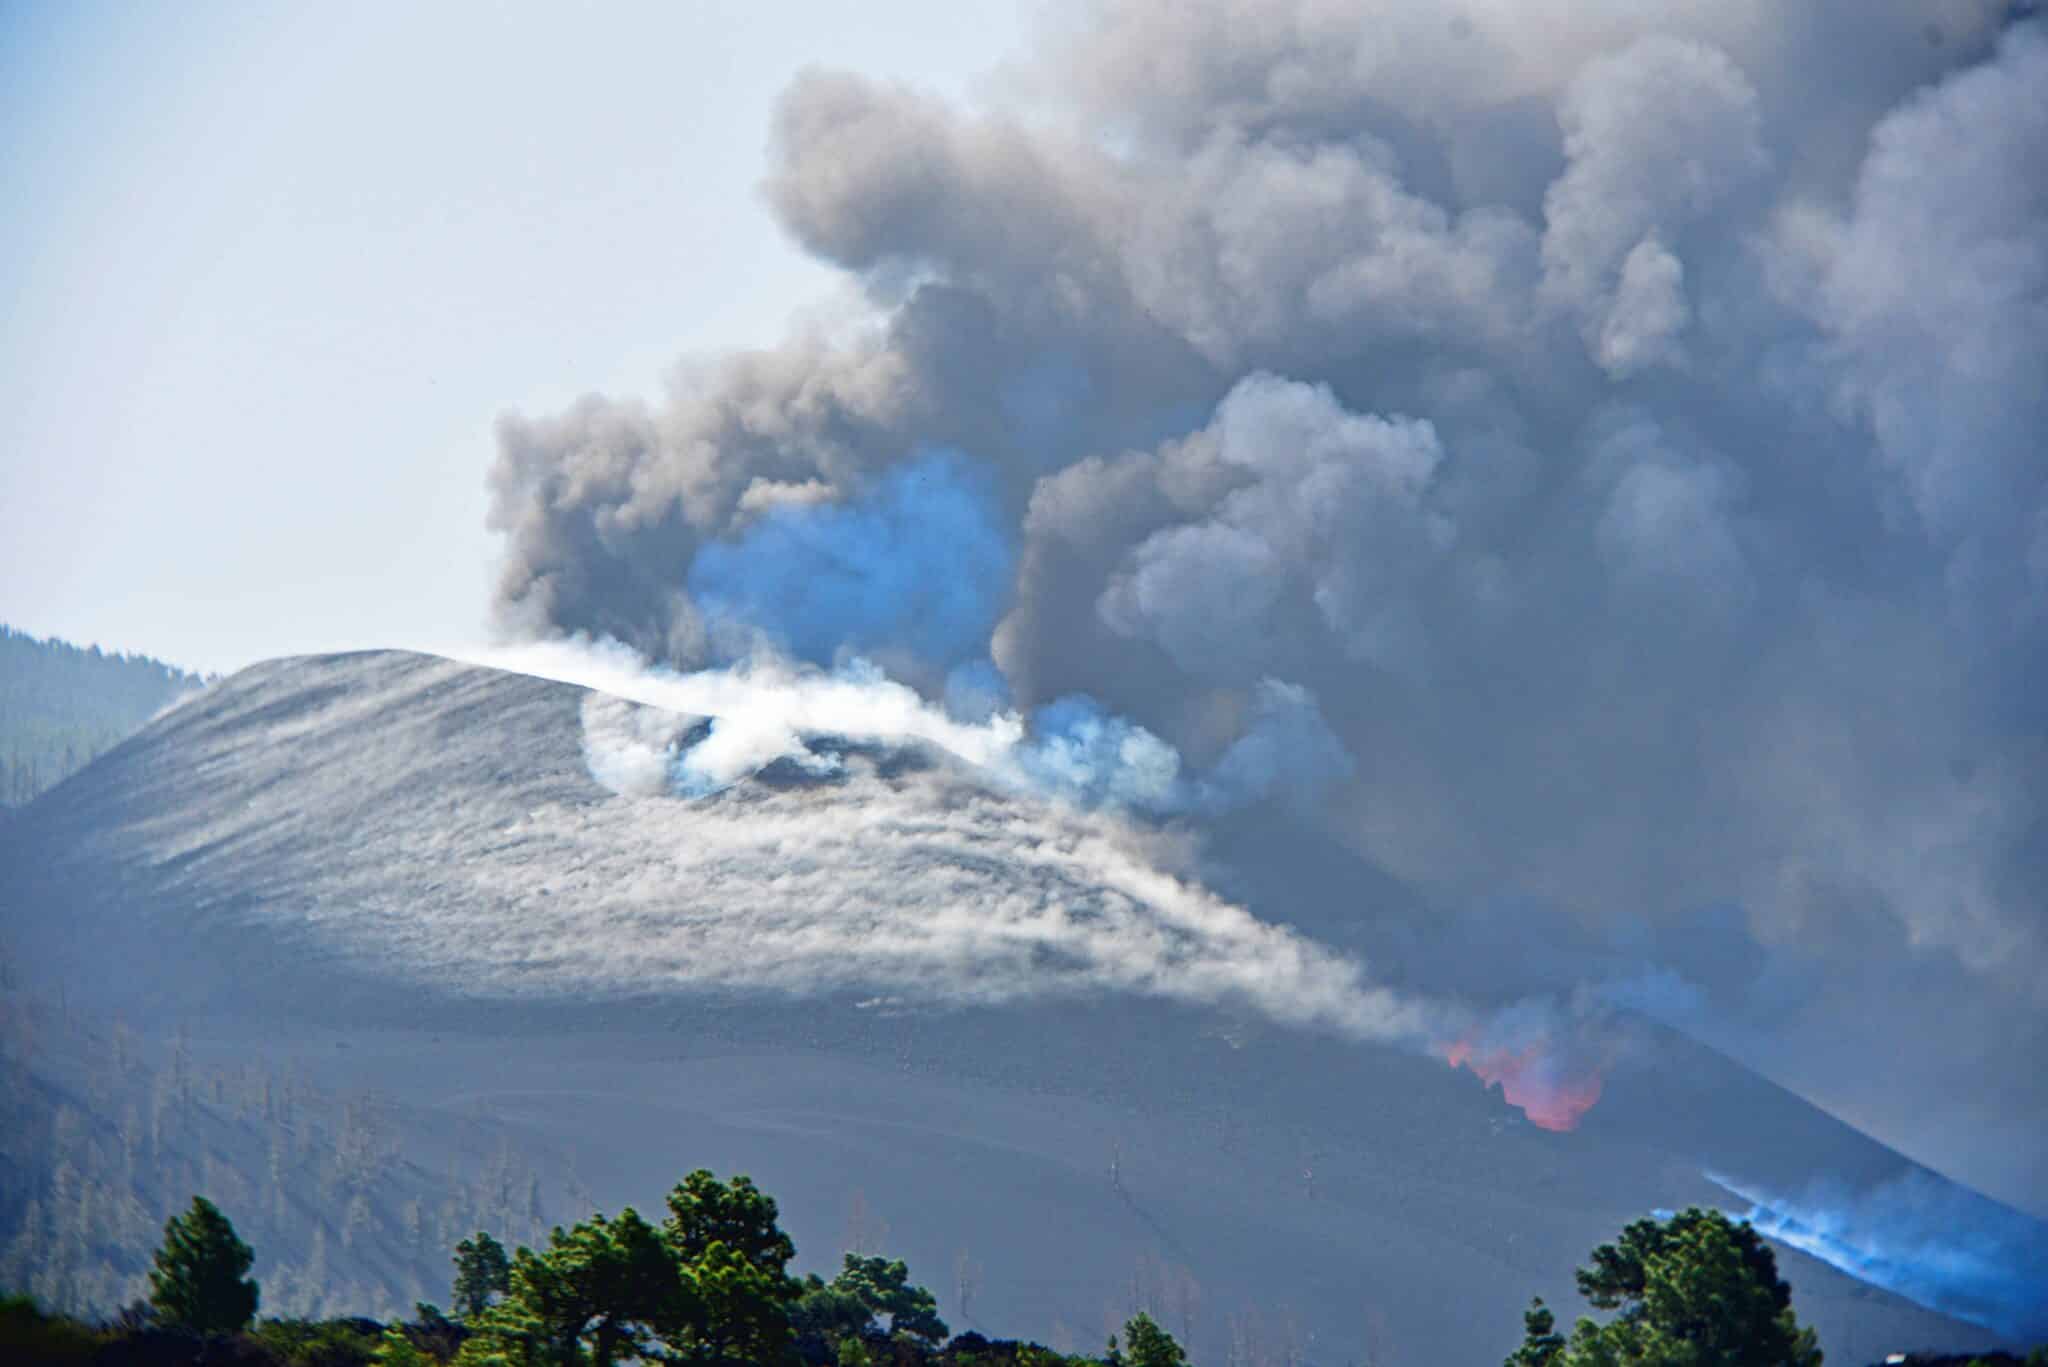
505,1208,687,1367
1117,1312,1188,1367
452,1230,511,1319
1504,1298,1565,1367
661,1170,797,1292
830,1252,947,1344
1516,1207,1822,1366
148,1196,258,1334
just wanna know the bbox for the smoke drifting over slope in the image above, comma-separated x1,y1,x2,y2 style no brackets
1708,1170,2048,1338
538,638,1605,1130
487,3,2048,1211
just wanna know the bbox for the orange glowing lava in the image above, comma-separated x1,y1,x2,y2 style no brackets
1444,1038,1605,1132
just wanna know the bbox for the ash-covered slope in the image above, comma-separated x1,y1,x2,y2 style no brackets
1,651,2032,1362
6,650,1419,1034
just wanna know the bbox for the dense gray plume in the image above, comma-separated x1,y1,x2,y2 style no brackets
487,1,2048,1210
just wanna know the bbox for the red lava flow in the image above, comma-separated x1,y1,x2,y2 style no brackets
1444,1038,1605,1132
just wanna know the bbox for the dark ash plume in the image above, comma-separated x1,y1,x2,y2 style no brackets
488,2,2048,1210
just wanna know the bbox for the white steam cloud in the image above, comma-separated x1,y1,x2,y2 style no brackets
502,636,1348,816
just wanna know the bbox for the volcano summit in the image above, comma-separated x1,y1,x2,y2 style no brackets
4,649,2039,1361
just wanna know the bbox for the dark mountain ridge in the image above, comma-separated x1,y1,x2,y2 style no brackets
0,624,210,809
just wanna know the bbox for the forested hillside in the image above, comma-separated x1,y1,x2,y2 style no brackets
0,988,575,1323
0,625,209,806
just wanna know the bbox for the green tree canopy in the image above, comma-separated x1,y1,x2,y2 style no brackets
148,1196,259,1334
790,1274,873,1340
830,1252,947,1344
453,1231,513,1320
372,1324,434,1367
505,1207,689,1367
1514,1207,1823,1367
1505,1298,1567,1367
1117,1312,1188,1367
457,1204,794,1367
684,1239,797,1365
661,1171,797,1294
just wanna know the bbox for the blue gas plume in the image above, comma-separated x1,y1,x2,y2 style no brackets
942,657,1012,723
1707,1170,2048,1338
1017,680,1354,814
688,450,1012,669
1020,694,1185,810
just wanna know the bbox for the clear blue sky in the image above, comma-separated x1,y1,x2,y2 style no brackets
1,0,1022,674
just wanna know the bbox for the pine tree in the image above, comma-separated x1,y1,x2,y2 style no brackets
452,1230,511,1319
1119,1312,1189,1367
371,1324,432,1366
1517,1208,1822,1367
661,1170,796,1289
830,1253,947,1344
148,1196,259,1333
1505,1298,1565,1367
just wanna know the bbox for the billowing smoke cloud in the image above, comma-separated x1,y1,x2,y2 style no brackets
1707,1170,2048,1338
487,2,2048,1209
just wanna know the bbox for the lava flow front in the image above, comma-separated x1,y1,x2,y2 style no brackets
1445,1038,1605,1132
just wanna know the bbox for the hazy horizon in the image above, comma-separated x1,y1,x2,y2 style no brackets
1,0,1025,676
